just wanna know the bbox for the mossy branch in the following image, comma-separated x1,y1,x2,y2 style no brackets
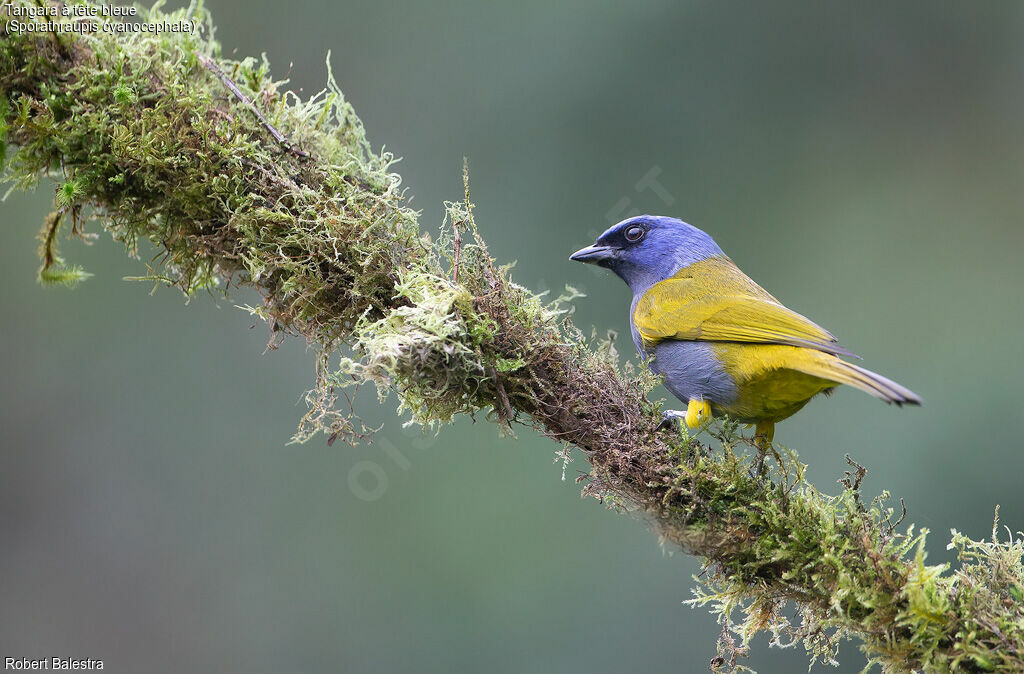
2,3,1022,671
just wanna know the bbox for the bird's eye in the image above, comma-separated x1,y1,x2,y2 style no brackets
624,226,645,242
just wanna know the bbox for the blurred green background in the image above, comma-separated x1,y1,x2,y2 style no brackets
3,1,1024,671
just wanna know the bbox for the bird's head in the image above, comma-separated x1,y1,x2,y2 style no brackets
570,215,723,293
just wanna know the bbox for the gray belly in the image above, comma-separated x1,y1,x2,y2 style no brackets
634,334,738,407
654,340,738,407
628,297,737,408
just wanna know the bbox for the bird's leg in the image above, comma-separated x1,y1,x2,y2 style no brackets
753,420,775,475
685,399,712,428
659,399,712,431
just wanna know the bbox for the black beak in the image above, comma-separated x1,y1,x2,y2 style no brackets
569,244,615,265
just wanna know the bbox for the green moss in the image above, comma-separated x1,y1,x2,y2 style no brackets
56,178,82,207
494,356,525,373
38,263,92,287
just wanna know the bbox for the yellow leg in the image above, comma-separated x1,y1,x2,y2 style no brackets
685,399,712,429
754,420,775,450
753,420,775,475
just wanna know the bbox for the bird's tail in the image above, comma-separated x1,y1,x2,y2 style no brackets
796,356,922,406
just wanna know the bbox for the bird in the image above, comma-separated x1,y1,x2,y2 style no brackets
570,215,920,449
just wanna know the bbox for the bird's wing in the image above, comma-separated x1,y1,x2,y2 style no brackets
632,256,858,358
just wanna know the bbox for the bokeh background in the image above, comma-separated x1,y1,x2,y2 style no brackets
3,1,1024,671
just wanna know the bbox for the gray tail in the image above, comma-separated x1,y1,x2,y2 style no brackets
836,361,923,406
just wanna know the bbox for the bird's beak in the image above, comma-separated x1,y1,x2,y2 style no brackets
569,244,615,265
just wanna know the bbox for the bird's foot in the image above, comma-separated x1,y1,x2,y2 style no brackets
657,400,712,432
657,409,687,431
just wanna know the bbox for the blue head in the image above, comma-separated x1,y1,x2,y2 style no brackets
570,215,723,294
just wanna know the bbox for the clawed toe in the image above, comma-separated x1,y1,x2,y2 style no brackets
657,410,686,431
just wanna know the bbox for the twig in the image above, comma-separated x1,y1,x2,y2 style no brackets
453,157,473,282
452,217,462,283
38,210,61,273
488,366,514,427
194,51,309,159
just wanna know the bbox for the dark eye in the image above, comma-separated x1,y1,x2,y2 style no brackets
624,226,645,242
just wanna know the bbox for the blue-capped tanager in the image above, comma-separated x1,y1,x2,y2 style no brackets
570,215,920,447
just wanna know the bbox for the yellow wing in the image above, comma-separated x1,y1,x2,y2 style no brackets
633,256,857,358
